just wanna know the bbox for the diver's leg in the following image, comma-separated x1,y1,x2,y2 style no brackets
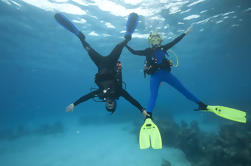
163,72,200,103
147,74,161,113
78,32,103,66
108,38,129,61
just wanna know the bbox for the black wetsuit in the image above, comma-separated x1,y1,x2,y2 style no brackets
73,33,144,112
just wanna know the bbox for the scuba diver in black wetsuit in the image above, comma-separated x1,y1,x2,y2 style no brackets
66,33,148,115
54,13,149,117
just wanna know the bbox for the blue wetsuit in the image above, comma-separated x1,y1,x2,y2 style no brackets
126,33,202,114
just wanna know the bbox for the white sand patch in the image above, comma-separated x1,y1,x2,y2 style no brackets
0,122,190,166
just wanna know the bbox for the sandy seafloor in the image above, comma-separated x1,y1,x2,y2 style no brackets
0,119,191,166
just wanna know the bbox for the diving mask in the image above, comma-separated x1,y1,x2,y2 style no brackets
148,32,163,47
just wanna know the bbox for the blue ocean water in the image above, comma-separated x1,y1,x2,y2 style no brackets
0,0,251,166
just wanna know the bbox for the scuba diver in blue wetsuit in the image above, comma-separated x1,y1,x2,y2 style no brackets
125,25,208,118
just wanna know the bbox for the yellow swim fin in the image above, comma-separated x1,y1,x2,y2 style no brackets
206,105,247,123
139,118,162,149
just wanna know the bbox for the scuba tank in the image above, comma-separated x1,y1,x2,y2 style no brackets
115,61,127,89
143,58,157,78
91,61,126,102
143,49,178,77
143,55,171,77
115,61,122,88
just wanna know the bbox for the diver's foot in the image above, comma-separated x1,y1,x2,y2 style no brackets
196,101,208,111
78,32,85,41
144,112,152,120
124,34,131,42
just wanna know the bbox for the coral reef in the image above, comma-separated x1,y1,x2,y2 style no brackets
34,121,64,135
162,159,171,166
157,115,251,166
0,121,64,141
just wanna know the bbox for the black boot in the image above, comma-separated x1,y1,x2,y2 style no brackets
145,112,152,120
124,34,131,42
196,101,208,111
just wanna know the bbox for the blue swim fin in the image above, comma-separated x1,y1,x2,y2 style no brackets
55,13,80,36
125,12,139,37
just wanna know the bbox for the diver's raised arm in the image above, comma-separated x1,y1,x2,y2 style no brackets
162,33,186,50
66,89,100,112
163,25,193,50
126,45,148,56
